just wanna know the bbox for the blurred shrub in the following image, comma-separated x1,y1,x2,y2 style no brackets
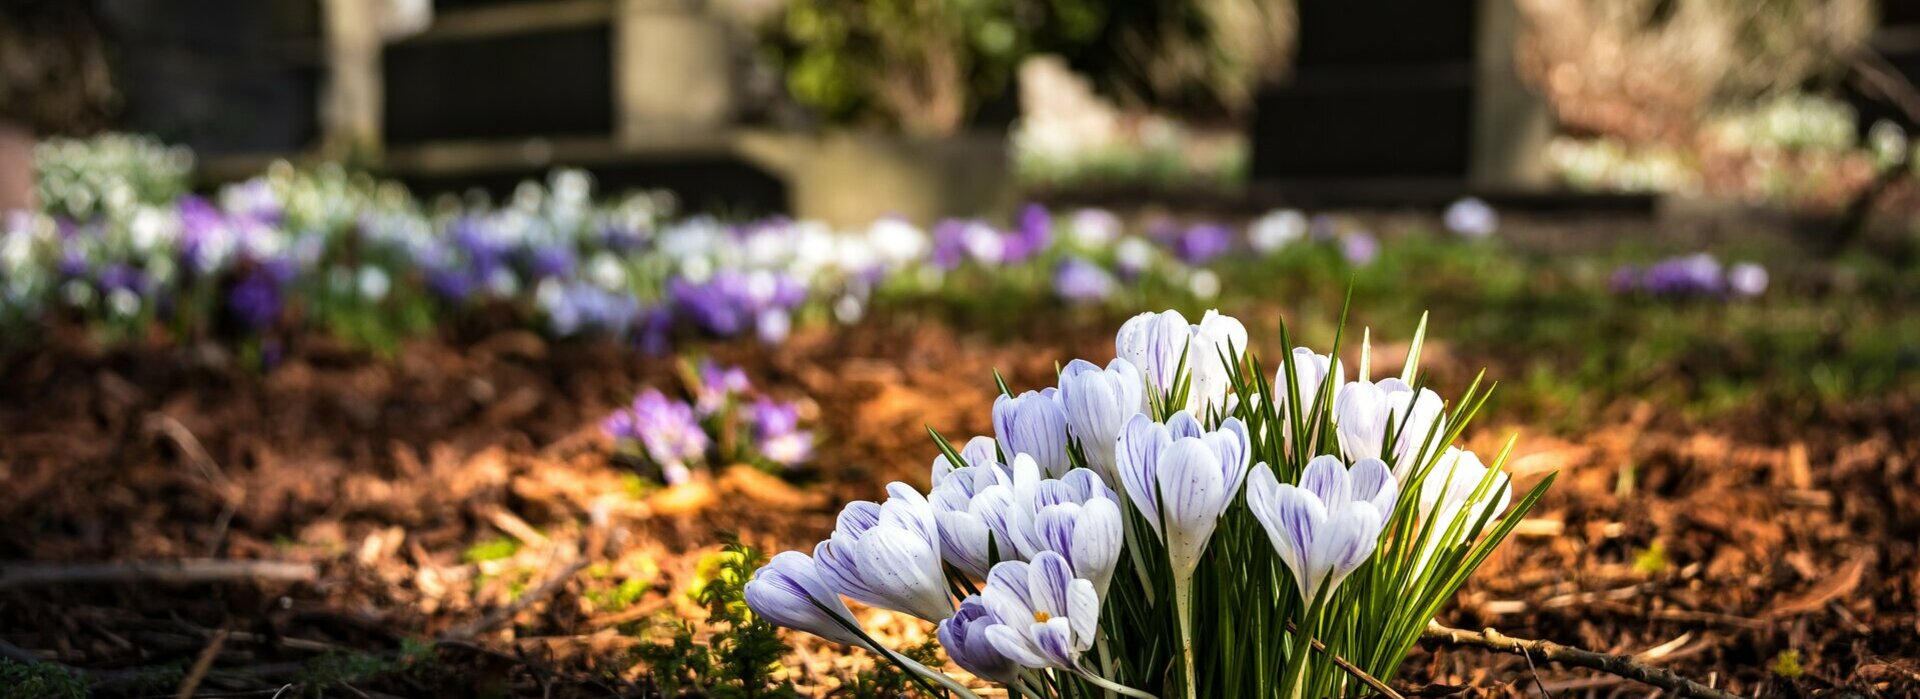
757,0,1295,134
1517,0,1871,141
34,132,193,220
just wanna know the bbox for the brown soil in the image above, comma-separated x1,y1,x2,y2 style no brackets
1,310,1915,698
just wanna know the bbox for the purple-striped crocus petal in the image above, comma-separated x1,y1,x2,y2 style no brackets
1025,551,1076,620
938,597,1018,682
1245,464,1329,603
1350,457,1399,517
1299,455,1351,507
1115,310,1190,395
814,534,882,605
1164,411,1205,440
1156,438,1230,576
1204,417,1252,491
982,560,1037,634
838,501,883,536
1058,357,1145,486
994,389,1072,478
1334,381,1389,462
1040,498,1122,597
985,624,1054,669
1186,310,1249,415
931,435,1002,486
1030,617,1081,668
855,526,954,621
1115,414,1168,535
1313,504,1384,597
1065,578,1099,650
744,552,866,647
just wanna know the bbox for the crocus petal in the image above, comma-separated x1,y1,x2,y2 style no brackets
744,552,866,647
1115,414,1168,535
986,624,1053,669
1350,457,1399,516
1299,455,1351,507
1156,438,1229,576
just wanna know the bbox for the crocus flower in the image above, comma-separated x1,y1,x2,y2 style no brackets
1246,455,1397,603
751,397,813,467
1053,256,1116,303
1114,237,1154,280
1057,357,1145,485
993,388,1071,478
1004,204,1052,264
1172,223,1233,265
1727,262,1768,298
930,463,1017,578
1068,208,1120,247
228,270,282,330
1334,378,1447,476
814,482,954,621
1114,308,1248,416
979,552,1100,672
1248,209,1306,254
604,389,709,476
1443,197,1498,238
745,551,868,647
695,360,752,416
1411,447,1512,575
938,596,1019,682
1340,232,1379,266
931,435,1003,486
1005,456,1124,597
1114,412,1251,579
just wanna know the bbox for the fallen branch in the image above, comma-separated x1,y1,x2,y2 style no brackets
1287,622,1405,699
0,559,318,591
1422,622,1745,699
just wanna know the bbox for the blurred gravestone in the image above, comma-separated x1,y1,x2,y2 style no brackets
1250,0,1550,192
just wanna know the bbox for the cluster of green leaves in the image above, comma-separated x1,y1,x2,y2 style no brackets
762,0,1106,134
0,659,87,699
639,541,798,698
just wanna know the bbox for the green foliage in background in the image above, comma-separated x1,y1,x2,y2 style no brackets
765,0,1105,135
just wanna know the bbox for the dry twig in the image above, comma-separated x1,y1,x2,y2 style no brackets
1422,622,1745,699
0,559,318,590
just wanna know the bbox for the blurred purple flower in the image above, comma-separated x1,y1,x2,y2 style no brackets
1003,204,1052,264
1173,223,1233,265
1340,233,1379,266
751,397,814,467
602,388,709,480
695,360,752,416
1443,197,1498,238
1053,256,1115,303
228,270,282,330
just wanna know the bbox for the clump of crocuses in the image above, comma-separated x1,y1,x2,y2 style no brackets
744,309,1552,699
1612,253,1768,300
602,359,816,484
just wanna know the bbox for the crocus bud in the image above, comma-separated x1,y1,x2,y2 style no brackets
1057,357,1145,485
1114,412,1250,579
813,482,954,621
1246,455,1397,603
994,388,1071,478
744,552,867,647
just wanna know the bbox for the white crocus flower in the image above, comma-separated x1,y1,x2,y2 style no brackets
994,388,1072,478
744,551,869,647
1114,309,1248,417
813,482,954,621
1057,357,1145,486
1114,412,1250,579
980,552,1100,672
1334,377,1447,478
1246,455,1398,603
930,464,1017,579
1004,455,1124,597
1412,447,1513,575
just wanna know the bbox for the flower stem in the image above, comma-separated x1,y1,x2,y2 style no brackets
1173,573,1196,699
893,655,985,699
1076,669,1163,699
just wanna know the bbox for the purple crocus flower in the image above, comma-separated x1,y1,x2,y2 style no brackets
228,271,282,330
603,388,709,482
527,245,577,279
1174,223,1234,265
931,219,972,270
97,263,149,293
751,397,814,467
695,360,752,416
1340,233,1380,266
1002,204,1053,264
1641,253,1721,296
542,282,640,337
1053,256,1115,303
